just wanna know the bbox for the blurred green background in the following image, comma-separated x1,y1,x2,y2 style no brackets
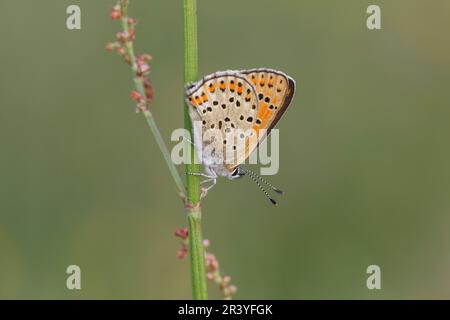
1,0,450,299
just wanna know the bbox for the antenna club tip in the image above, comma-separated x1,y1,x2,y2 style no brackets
274,189,284,195
270,198,278,206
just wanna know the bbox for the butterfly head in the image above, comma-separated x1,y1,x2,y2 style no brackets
228,166,246,180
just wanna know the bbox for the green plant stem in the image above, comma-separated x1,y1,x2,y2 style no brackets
143,110,185,194
183,0,208,300
119,6,185,195
187,206,207,299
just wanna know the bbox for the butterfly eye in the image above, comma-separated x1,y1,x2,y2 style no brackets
231,167,245,179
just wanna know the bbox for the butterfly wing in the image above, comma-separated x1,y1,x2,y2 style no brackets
186,72,259,169
241,68,295,136
229,69,296,170
186,69,295,172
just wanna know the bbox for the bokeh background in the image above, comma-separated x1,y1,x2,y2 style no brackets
1,0,450,299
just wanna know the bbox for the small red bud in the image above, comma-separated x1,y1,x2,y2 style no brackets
130,90,142,102
105,42,116,52
176,247,188,260
174,227,189,239
116,32,124,41
210,260,219,271
139,54,152,62
143,79,154,102
139,63,150,74
128,29,136,41
222,275,231,284
117,47,126,56
228,285,237,295
110,9,121,20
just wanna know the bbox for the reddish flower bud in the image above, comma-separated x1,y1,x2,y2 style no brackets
116,31,125,42
228,285,237,295
124,54,132,65
143,78,154,102
176,246,188,260
205,253,219,271
138,54,152,63
117,47,126,56
139,63,151,75
130,90,142,102
128,29,136,41
174,227,189,239
128,17,136,25
110,6,121,20
210,259,219,271
105,42,117,52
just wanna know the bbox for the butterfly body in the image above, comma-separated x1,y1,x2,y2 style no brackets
185,68,295,200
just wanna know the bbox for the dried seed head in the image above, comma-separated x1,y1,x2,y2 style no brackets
128,29,136,41
143,78,154,103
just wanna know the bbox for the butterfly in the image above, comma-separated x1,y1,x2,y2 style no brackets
185,68,296,204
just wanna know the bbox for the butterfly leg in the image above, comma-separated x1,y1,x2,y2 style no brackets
186,172,215,179
200,178,214,185
187,168,218,199
199,167,218,199
186,173,216,198
200,178,217,200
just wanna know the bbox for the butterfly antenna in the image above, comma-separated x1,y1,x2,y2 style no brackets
240,168,278,205
244,168,284,195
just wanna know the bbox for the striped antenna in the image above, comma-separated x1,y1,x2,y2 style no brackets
240,167,278,205
244,168,284,195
